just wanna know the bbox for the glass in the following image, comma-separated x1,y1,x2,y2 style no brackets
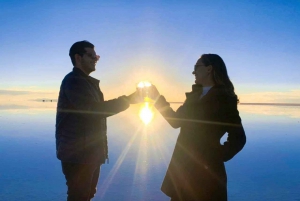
137,81,152,102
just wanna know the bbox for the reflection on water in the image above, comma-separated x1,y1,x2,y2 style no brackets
239,104,300,118
0,104,299,201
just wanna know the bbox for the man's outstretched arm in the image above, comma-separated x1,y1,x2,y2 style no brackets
61,77,137,117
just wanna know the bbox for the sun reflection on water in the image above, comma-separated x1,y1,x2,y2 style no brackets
137,81,154,125
139,102,154,125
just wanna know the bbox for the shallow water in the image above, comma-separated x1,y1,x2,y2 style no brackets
0,104,299,201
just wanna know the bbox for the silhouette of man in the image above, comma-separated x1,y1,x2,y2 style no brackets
56,40,139,201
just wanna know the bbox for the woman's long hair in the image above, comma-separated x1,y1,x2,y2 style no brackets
200,54,238,101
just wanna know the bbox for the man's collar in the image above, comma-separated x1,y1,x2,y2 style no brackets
73,67,88,77
72,67,100,84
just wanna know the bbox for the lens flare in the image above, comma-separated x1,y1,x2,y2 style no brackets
139,102,154,125
137,81,152,88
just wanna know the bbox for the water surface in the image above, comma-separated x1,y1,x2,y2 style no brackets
0,104,299,201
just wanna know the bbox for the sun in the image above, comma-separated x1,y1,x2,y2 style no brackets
137,81,151,88
139,102,154,125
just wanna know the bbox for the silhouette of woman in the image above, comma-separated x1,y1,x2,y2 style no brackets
150,54,246,201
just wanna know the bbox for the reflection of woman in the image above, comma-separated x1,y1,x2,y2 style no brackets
150,54,246,201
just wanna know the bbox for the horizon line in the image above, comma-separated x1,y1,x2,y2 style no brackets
169,102,300,106
36,100,300,106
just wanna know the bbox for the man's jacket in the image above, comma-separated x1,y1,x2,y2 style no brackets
56,67,130,164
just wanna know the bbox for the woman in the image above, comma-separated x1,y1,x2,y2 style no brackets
150,54,246,201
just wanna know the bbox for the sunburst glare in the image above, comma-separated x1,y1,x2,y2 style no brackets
137,81,152,88
139,102,154,125
137,81,154,125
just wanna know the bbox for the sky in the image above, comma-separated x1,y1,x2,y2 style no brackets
0,0,300,106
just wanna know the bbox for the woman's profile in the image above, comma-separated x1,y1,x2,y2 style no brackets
150,54,246,201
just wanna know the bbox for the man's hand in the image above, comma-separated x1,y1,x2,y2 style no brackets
127,90,143,104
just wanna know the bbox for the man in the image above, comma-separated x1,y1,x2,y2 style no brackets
56,40,139,201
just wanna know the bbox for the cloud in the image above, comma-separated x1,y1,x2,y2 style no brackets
239,90,300,104
0,90,31,95
0,88,58,109
239,105,300,118
233,90,300,118
0,89,56,96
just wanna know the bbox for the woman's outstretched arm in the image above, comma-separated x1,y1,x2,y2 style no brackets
154,95,186,129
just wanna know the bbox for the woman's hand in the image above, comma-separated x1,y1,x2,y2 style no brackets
149,85,161,100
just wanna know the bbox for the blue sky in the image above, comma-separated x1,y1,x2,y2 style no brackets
0,0,299,103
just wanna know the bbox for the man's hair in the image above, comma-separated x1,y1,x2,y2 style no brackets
69,40,94,66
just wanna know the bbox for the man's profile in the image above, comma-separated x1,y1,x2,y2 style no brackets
55,40,139,201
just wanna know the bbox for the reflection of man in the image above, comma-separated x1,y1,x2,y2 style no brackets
56,40,139,201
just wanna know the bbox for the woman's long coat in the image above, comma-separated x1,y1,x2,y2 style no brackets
154,85,246,201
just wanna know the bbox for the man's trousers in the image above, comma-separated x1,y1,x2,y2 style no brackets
61,162,101,201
